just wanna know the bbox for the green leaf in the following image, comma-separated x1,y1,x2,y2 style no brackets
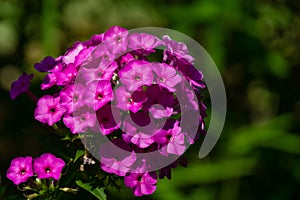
74,149,85,163
76,180,107,200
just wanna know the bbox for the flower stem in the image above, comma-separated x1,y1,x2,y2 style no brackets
26,90,37,102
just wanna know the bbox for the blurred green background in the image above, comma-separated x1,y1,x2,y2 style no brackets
0,0,300,199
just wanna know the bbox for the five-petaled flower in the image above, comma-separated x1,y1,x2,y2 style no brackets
124,170,157,196
33,153,65,180
6,156,34,185
34,95,66,126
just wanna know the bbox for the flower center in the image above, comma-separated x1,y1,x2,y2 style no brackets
135,75,140,81
20,169,26,175
116,36,122,43
138,175,143,183
159,77,165,82
73,95,79,101
97,93,103,100
49,108,56,113
45,167,51,173
167,134,173,142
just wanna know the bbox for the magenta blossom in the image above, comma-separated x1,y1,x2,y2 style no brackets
33,153,65,180
175,60,205,89
83,80,113,111
149,105,173,119
100,151,136,176
152,63,182,92
128,33,161,54
34,95,66,126
6,156,34,185
34,56,57,72
155,121,186,156
162,35,194,63
115,86,147,113
55,63,77,86
118,53,135,67
83,33,103,47
40,63,63,90
79,59,118,85
124,172,157,196
103,26,129,55
122,116,156,148
63,108,96,134
119,60,153,91
59,84,85,114
62,42,85,66
96,104,120,135
10,73,34,100
124,161,158,197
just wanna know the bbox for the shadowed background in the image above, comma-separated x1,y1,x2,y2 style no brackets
0,0,300,199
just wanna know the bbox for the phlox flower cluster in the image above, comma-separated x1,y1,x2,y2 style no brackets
6,153,65,185
9,26,207,196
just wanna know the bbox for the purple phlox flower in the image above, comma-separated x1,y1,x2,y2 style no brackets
34,95,66,126
115,86,147,113
176,82,199,112
96,104,121,135
128,33,161,54
73,46,96,68
59,85,74,114
122,112,165,148
6,156,34,185
40,63,63,90
162,35,194,63
83,80,113,111
124,160,157,196
175,60,205,89
33,153,65,180
103,26,129,55
143,84,176,111
83,33,104,47
79,59,118,84
34,56,57,72
60,83,85,114
41,73,57,90
41,61,77,89
10,73,34,100
122,115,156,148
63,107,96,134
100,151,136,176
119,60,153,91
56,63,77,86
62,42,85,65
91,44,116,67
154,121,186,156
152,63,182,92
149,104,173,119
118,53,135,67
